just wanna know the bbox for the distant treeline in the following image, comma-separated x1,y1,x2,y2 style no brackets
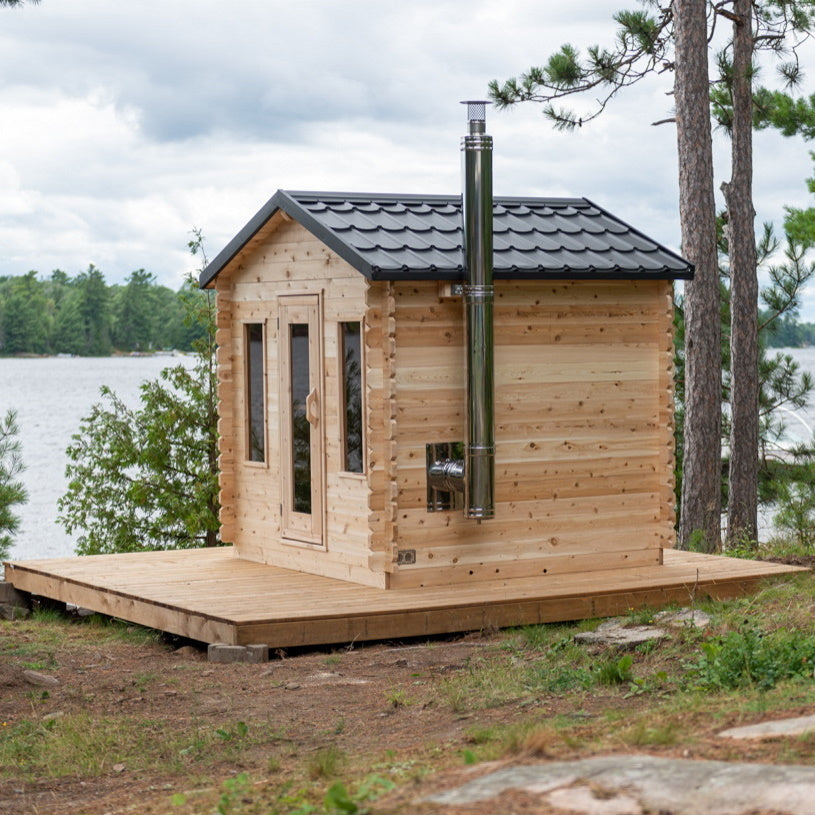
0,267,208,356
763,314,815,349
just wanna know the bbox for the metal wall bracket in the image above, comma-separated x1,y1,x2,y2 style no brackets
437,281,464,300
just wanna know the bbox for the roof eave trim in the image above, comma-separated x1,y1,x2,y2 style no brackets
371,268,694,281
582,197,694,278
199,189,378,288
199,190,289,288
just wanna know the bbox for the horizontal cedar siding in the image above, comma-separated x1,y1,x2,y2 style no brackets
390,279,674,588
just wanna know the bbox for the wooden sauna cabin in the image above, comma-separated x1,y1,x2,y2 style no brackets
6,106,802,648
199,188,692,591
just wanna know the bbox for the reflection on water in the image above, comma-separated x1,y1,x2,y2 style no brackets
0,355,194,561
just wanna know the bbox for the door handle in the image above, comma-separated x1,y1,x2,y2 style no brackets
306,388,320,427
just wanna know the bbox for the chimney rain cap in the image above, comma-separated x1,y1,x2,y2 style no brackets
461,100,491,122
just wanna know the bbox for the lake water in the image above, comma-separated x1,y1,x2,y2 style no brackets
1,355,194,561
4,349,815,561
767,347,815,444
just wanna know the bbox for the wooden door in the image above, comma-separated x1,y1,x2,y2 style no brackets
279,295,324,546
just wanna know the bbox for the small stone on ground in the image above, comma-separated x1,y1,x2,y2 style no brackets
22,670,59,687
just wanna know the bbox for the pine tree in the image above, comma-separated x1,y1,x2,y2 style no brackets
0,410,27,561
489,1,815,549
490,3,722,549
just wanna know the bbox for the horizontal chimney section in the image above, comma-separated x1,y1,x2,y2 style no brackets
426,102,495,521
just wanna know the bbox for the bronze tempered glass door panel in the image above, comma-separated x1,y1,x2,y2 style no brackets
278,296,324,546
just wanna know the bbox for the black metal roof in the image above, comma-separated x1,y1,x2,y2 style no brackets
199,190,693,287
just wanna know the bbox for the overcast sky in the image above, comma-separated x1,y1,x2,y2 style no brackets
3,1,815,316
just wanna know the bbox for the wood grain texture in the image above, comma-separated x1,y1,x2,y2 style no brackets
215,218,372,580
5,549,801,647
391,279,675,588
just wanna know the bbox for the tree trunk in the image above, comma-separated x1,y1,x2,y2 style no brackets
725,0,758,546
674,0,722,551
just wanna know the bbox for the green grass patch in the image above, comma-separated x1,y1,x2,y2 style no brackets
685,624,815,691
0,714,287,780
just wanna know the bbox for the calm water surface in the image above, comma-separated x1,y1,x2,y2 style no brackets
1,355,193,561
4,349,815,561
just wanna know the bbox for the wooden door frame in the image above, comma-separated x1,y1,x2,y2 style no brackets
278,293,326,548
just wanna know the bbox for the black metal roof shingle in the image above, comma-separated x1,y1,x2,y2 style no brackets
199,190,693,287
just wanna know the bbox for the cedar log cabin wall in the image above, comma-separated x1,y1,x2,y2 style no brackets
207,206,678,590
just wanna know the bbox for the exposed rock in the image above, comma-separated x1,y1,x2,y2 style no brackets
718,714,815,740
544,784,643,815
303,671,369,686
654,608,711,629
574,620,668,648
23,670,59,687
0,603,30,621
66,604,95,617
425,754,815,814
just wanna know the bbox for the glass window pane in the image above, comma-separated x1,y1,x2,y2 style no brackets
246,323,265,462
341,322,363,473
290,323,312,514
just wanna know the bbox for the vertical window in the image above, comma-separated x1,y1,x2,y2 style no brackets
278,294,323,546
290,323,312,513
340,322,363,473
246,323,265,462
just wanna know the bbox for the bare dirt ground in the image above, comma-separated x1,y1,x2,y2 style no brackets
3,598,815,815
1,625,530,814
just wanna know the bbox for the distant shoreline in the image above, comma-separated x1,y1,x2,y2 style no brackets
0,350,192,360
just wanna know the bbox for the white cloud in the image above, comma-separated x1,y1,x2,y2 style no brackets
1,0,815,316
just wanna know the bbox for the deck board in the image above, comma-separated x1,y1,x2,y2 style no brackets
4,548,805,646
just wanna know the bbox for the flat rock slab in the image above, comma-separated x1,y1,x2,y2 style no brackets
719,714,815,740
574,621,668,647
425,754,815,814
22,670,59,687
655,608,712,628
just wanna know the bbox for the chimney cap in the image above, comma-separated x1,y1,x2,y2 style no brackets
460,100,491,122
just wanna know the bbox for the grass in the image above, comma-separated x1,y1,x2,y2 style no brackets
308,745,347,779
2,605,161,648
0,714,203,778
8,568,815,813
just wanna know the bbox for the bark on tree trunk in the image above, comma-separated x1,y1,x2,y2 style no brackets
724,0,758,546
674,0,722,551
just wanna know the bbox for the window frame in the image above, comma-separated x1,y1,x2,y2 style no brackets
338,320,366,476
243,320,267,466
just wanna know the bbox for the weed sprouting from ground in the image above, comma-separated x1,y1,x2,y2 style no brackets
308,745,346,779
685,625,815,691
622,719,680,746
596,654,635,686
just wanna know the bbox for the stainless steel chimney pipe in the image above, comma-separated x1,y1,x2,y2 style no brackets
461,101,495,520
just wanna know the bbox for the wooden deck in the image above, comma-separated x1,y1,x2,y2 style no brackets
3,548,806,647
